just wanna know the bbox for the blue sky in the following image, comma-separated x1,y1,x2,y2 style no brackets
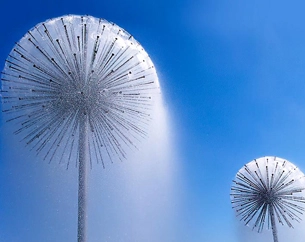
2,0,305,242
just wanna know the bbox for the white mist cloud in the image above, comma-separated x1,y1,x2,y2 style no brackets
86,96,181,242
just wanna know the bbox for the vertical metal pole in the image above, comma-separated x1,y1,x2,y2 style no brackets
270,205,279,242
78,113,88,242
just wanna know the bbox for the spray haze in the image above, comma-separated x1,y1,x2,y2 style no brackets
88,96,180,241
0,14,180,242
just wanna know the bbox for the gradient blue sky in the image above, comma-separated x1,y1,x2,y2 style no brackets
2,0,305,242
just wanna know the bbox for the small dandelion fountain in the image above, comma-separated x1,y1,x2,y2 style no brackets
1,14,160,242
230,156,305,242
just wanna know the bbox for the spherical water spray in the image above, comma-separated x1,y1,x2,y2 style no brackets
1,14,160,242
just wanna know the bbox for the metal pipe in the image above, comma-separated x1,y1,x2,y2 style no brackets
77,113,88,242
270,205,279,242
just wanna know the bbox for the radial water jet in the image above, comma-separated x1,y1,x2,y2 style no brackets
1,14,160,242
231,156,305,242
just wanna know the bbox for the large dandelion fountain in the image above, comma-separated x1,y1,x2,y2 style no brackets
0,15,159,242
230,156,305,242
